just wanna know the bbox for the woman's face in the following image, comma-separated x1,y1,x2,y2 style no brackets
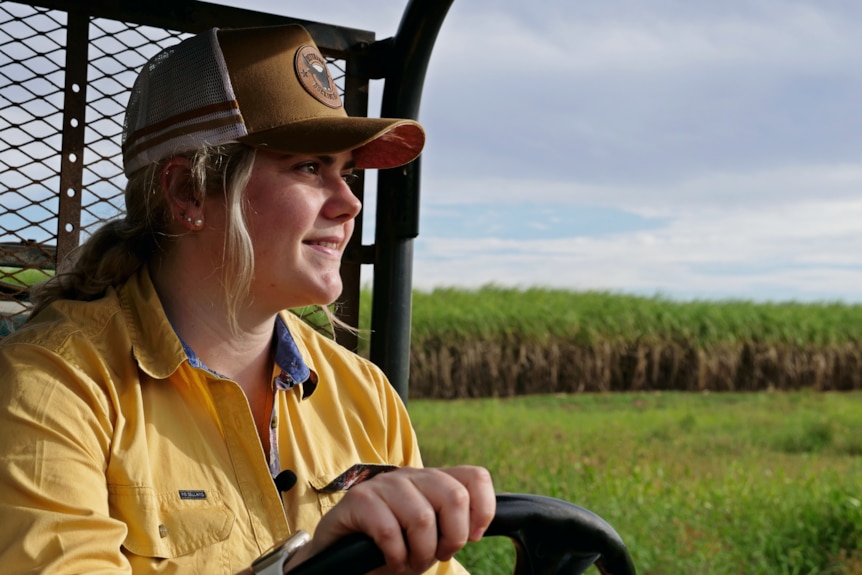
242,148,362,311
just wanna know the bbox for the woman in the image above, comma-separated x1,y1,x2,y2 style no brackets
0,24,495,575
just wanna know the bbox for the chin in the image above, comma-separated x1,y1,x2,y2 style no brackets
308,281,344,307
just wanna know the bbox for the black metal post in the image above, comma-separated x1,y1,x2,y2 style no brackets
370,0,456,403
56,11,89,267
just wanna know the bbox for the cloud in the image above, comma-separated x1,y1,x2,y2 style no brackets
419,0,862,190
437,1,862,75
421,161,862,211
413,196,862,301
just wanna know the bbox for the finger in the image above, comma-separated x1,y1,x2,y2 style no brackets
439,466,496,542
368,469,443,573
308,483,409,572
417,471,470,562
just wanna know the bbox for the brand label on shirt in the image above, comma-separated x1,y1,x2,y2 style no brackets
178,490,207,500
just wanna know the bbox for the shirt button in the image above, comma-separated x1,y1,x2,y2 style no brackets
158,524,168,538
271,415,278,428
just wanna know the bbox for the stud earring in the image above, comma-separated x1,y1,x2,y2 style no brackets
185,217,193,224
194,218,203,227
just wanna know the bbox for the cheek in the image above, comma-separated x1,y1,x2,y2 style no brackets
246,196,300,241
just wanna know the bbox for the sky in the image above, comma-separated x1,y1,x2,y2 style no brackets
24,0,862,303
290,0,862,304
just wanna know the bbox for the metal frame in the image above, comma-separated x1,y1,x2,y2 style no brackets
370,0,455,401
1,0,454,401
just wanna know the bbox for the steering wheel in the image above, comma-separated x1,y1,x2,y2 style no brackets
288,493,637,575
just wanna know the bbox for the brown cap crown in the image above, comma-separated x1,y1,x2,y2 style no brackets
122,25,425,176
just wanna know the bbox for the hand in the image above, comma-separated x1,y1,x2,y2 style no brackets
286,465,495,575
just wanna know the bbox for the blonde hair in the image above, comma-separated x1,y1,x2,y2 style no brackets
30,144,257,335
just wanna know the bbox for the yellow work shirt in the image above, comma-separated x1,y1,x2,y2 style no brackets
0,267,467,575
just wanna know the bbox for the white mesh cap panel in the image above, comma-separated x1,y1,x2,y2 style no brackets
122,29,247,176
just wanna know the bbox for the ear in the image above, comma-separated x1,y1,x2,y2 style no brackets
160,157,204,231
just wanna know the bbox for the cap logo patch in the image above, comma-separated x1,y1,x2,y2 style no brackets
295,45,342,109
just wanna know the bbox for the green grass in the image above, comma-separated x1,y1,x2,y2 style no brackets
0,266,52,286
409,391,862,575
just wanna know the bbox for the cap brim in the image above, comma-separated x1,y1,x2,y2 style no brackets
238,117,425,170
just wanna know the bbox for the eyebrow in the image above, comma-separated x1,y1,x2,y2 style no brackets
320,155,356,170
278,154,356,170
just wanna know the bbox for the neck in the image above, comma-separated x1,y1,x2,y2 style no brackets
150,253,275,391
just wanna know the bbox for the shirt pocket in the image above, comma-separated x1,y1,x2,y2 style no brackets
108,484,235,559
308,463,398,514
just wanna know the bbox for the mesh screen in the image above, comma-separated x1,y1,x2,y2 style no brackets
83,19,187,240
0,1,348,335
0,3,67,331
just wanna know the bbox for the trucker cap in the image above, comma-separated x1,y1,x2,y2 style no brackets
122,25,425,176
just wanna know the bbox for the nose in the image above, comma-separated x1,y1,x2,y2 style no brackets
326,176,363,222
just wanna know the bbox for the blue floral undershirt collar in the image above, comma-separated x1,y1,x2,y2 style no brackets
272,315,315,394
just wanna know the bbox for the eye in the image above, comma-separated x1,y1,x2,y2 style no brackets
341,172,359,186
296,161,320,175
